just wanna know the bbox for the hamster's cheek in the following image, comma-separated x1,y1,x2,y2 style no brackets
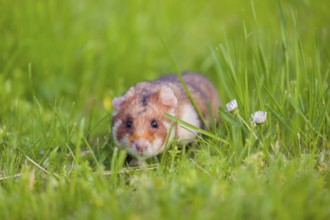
117,134,130,147
112,119,123,143
151,136,165,154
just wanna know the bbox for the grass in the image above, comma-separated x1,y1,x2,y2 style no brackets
0,0,329,219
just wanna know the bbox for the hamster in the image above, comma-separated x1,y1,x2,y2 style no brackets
111,73,219,161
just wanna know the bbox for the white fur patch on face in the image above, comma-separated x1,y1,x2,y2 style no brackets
177,104,200,141
163,122,171,129
152,137,164,155
112,119,122,143
120,134,130,146
163,121,175,143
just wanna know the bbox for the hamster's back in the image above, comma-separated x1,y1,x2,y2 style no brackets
157,73,219,127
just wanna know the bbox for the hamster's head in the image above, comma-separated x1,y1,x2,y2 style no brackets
111,84,177,159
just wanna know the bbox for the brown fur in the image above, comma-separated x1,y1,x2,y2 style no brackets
158,73,219,125
112,73,219,159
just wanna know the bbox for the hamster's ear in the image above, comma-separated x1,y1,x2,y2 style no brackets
112,86,135,113
159,86,177,108
112,96,126,112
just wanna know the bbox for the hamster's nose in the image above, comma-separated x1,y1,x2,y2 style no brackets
134,140,149,153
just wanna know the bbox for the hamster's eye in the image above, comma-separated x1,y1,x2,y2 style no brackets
151,119,158,129
126,118,133,128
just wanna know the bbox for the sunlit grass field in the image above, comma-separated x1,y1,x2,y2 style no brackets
0,0,329,219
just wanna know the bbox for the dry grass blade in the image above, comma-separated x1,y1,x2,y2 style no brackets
25,156,50,175
0,173,23,181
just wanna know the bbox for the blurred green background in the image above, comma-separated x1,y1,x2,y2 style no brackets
0,0,328,105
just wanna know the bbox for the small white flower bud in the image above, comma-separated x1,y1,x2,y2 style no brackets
251,111,267,124
226,99,238,113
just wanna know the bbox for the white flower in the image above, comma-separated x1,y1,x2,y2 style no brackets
251,111,267,124
226,99,238,112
